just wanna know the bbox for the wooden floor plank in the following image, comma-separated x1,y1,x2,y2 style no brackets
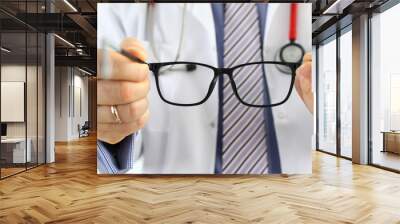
0,135,399,223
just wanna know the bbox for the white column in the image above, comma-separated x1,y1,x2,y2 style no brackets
352,14,369,164
46,33,55,163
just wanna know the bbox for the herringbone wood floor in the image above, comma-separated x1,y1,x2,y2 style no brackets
0,135,400,224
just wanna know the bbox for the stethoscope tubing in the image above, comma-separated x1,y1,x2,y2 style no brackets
276,3,305,74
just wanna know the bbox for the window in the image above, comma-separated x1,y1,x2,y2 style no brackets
370,3,400,171
339,29,352,158
317,37,337,154
390,74,400,130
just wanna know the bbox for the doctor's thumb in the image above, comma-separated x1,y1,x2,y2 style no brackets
120,37,148,62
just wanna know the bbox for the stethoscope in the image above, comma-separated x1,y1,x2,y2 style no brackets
102,3,195,80
276,3,305,74
146,3,196,73
114,3,304,75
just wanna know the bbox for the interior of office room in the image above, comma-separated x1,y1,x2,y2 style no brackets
1,29,46,178
0,0,96,179
1,0,398,178
0,50,96,178
315,2,400,171
0,0,400,222
54,66,91,141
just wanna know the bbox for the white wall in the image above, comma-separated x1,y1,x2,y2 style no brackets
70,73,89,139
1,64,46,164
54,67,89,141
55,67,70,141
1,66,25,139
1,65,38,138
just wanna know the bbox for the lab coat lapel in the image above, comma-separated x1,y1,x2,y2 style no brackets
258,3,282,173
184,3,219,134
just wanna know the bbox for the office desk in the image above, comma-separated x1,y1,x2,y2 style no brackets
1,138,31,165
382,131,400,154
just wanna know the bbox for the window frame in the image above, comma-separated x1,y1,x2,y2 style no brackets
315,24,353,160
367,0,400,173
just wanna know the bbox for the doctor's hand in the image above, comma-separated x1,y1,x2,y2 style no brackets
97,38,150,144
295,52,313,114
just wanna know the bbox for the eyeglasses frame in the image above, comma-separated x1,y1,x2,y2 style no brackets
120,50,299,108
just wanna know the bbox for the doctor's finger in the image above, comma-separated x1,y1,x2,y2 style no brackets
97,79,150,105
97,98,148,123
97,110,149,144
120,37,148,62
303,52,312,63
98,122,141,144
98,49,149,82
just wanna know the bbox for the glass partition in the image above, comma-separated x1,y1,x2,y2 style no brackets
27,31,38,169
1,30,28,178
0,0,46,179
26,0,42,169
317,36,337,155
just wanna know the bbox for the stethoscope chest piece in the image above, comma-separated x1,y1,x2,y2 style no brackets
276,3,305,75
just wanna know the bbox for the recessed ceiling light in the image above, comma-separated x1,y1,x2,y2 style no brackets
1,47,11,53
54,34,75,48
323,0,355,15
63,0,78,12
78,67,93,76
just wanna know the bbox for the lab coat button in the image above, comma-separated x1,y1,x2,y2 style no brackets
210,122,216,128
277,112,287,119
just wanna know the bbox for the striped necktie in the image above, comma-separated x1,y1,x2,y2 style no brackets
222,3,269,174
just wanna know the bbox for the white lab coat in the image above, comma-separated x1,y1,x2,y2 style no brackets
97,3,313,174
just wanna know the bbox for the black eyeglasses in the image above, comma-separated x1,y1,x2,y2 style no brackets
120,49,298,108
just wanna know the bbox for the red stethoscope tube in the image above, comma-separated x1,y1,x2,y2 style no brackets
277,3,305,74
289,3,298,42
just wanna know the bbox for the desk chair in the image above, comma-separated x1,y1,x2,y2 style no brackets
78,121,90,138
